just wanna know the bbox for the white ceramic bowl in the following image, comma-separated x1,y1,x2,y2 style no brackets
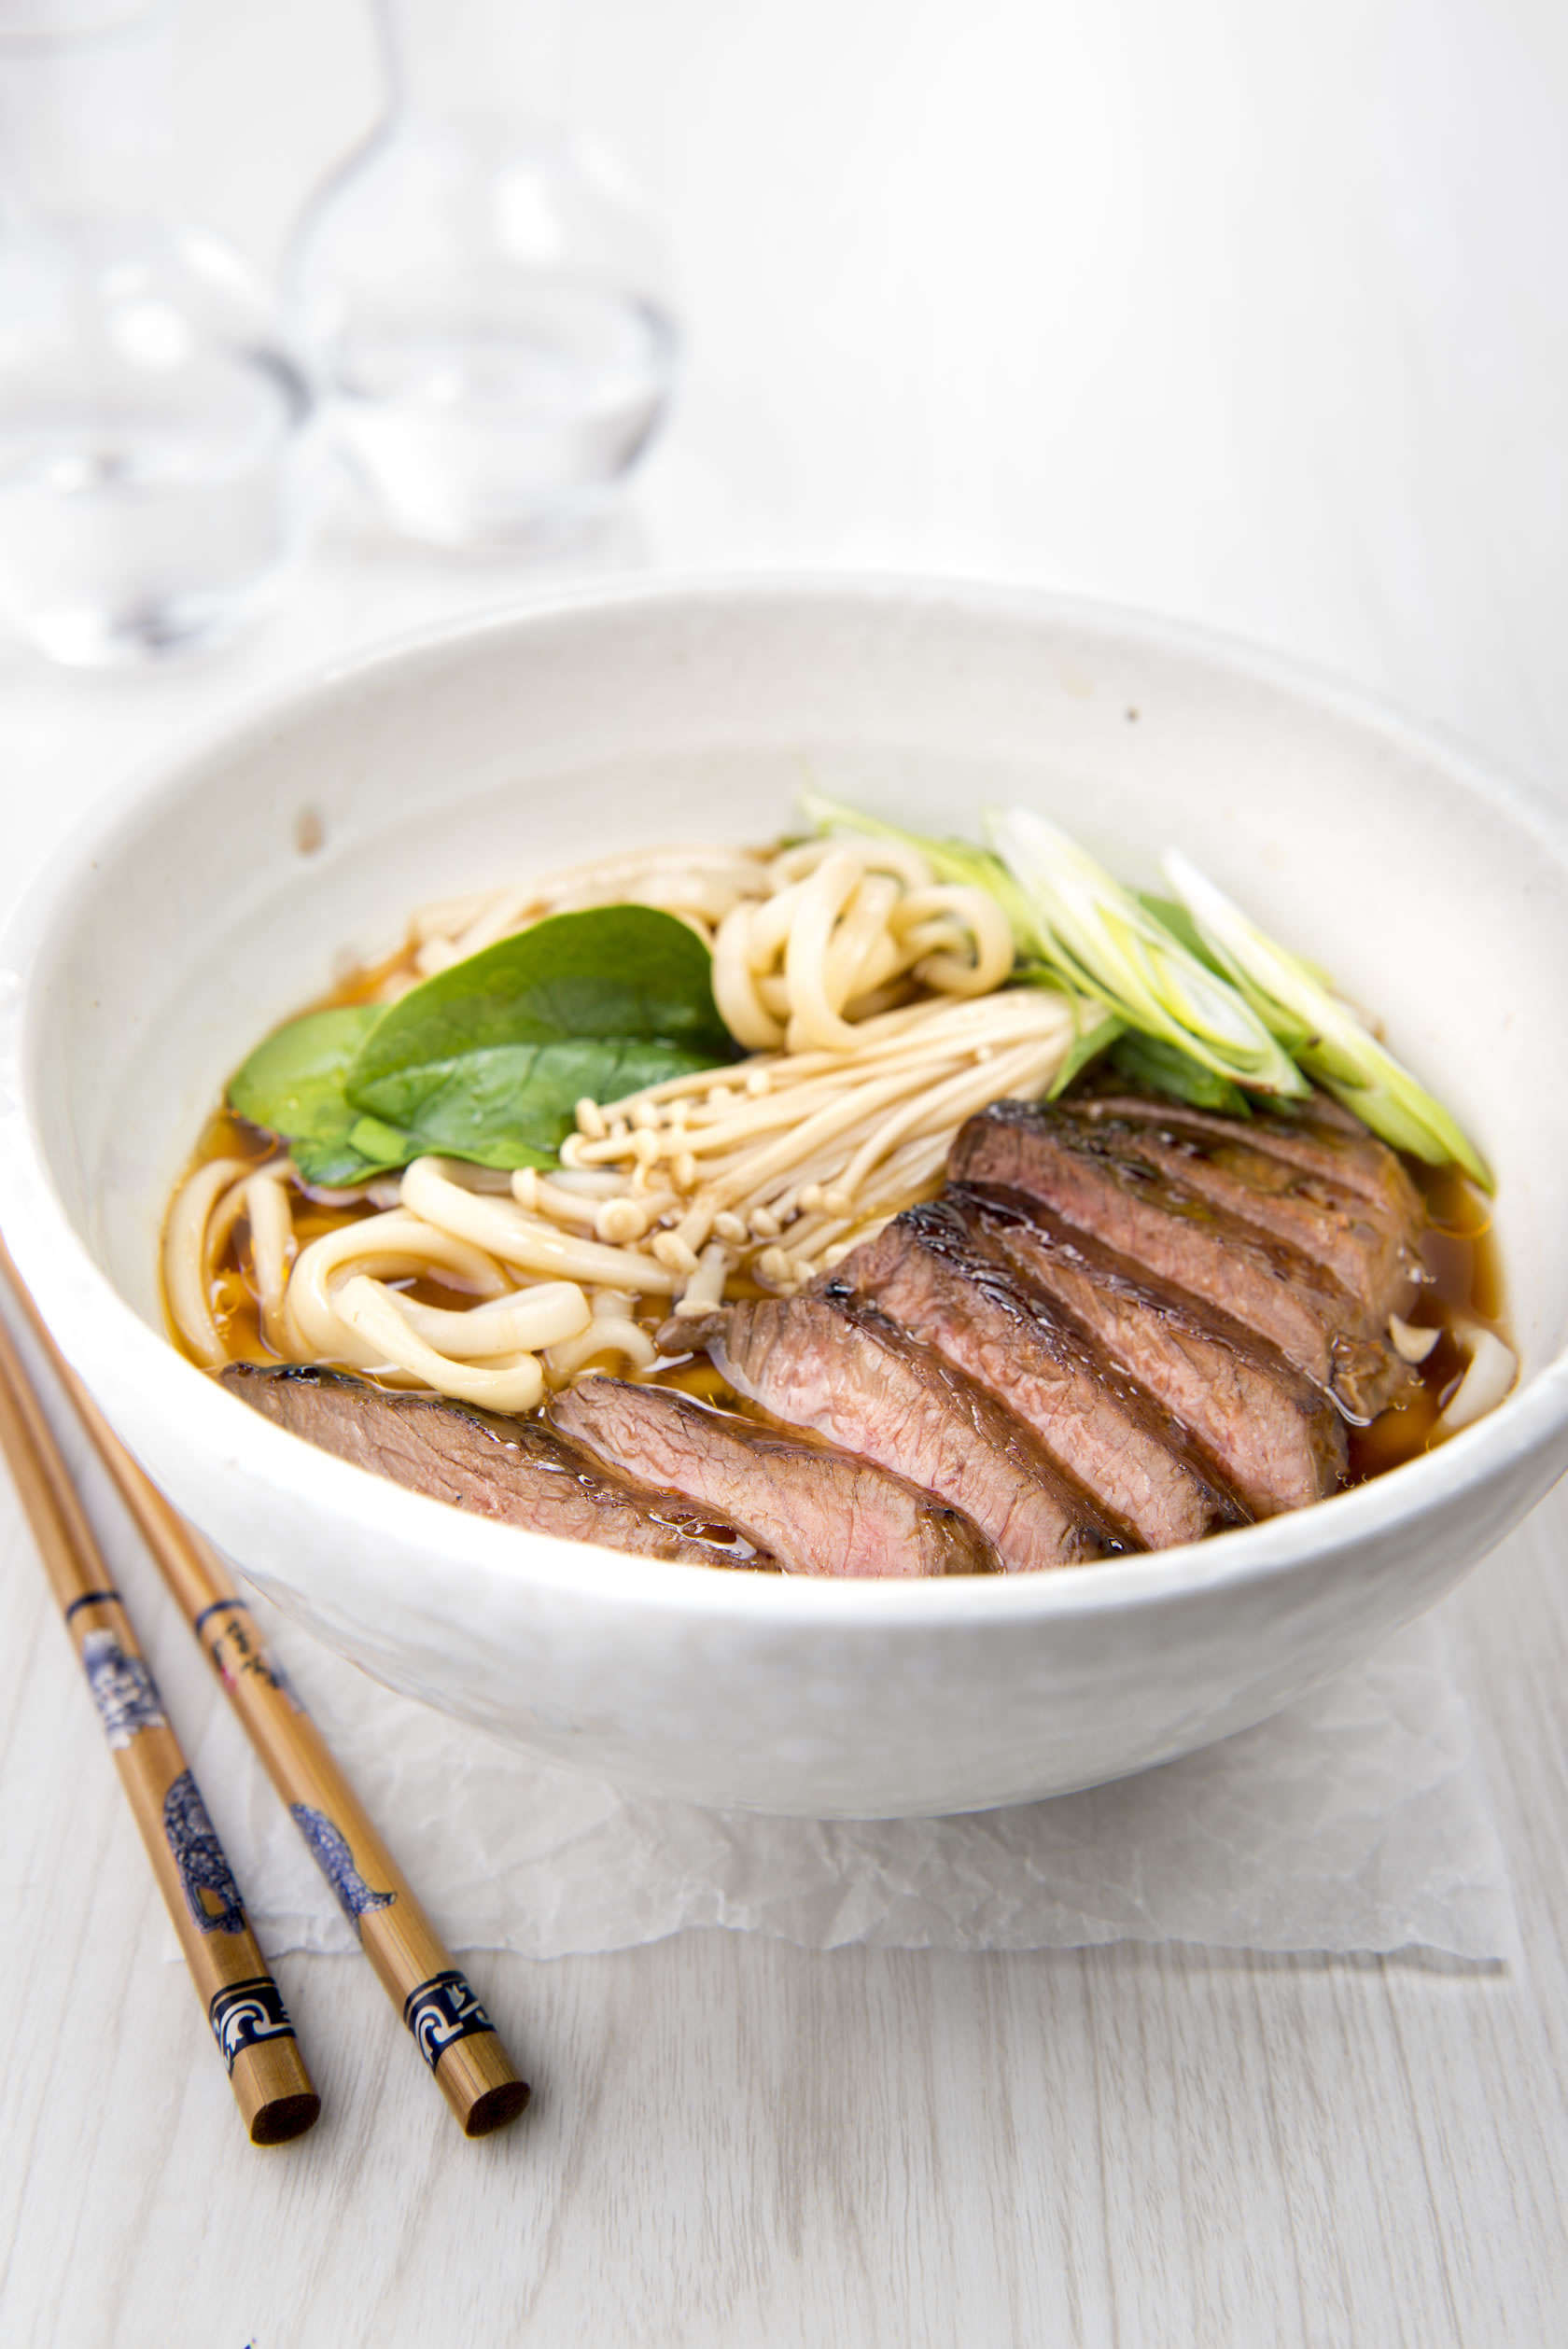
4,580,1568,1818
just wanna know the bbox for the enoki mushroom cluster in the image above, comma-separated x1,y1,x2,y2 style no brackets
562,987,1075,1299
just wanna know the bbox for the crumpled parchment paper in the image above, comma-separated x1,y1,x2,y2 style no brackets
184,1598,1514,1963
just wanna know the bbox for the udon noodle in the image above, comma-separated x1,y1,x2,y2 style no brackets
166,832,1083,1414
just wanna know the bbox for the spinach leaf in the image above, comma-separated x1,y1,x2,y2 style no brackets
227,1005,419,1186
1107,1031,1253,1117
226,907,735,1180
344,904,735,1171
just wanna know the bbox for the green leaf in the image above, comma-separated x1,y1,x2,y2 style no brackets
228,1006,418,1186
229,1003,378,1133
225,907,736,1181
1107,1032,1253,1116
286,1134,402,1188
354,1038,713,1170
343,905,735,1171
1045,1005,1124,1098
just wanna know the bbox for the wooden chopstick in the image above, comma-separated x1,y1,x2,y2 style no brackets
0,1241,530,2139
0,1296,321,2145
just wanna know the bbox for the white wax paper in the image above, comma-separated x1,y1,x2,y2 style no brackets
186,1599,1515,1963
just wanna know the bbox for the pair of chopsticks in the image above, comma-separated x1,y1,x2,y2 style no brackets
0,1237,529,2145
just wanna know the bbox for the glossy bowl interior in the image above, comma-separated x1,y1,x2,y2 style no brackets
3,580,1568,1817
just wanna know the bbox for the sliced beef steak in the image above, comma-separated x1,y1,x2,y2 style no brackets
1077,1089,1426,1210
824,1201,1240,1548
958,1187,1347,1517
551,1377,997,1577
950,1099,1413,1419
1057,1097,1421,1322
221,1363,778,1567
679,1294,1124,1572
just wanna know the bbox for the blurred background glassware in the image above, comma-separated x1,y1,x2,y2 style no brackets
287,0,679,551
0,0,319,667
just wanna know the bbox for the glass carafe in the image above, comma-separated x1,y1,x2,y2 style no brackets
0,1,318,665
288,0,679,549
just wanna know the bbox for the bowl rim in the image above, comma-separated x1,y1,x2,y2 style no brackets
4,567,1568,1630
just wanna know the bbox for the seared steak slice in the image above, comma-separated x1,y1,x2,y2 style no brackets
221,1363,777,1567
551,1377,997,1577
1076,1090,1426,1212
824,1201,1240,1548
950,1100,1412,1419
1057,1098,1421,1321
679,1294,1124,1572
959,1188,1347,1517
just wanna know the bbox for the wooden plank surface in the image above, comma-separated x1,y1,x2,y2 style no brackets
2,1473,1565,2346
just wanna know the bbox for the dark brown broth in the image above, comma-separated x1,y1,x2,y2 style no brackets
1343,1157,1505,1487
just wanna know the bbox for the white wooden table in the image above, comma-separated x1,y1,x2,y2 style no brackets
3,3,1567,2340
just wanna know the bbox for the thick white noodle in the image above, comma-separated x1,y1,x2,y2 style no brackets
331,1278,549,1413
164,1156,253,1366
244,1168,296,1354
284,1210,511,1366
707,837,1013,1054
782,849,866,1051
898,886,1015,996
712,899,785,1049
543,1316,658,1383
391,1284,591,1359
402,1158,680,1293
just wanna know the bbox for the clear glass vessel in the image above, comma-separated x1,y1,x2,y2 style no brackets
0,2,318,666
288,0,678,549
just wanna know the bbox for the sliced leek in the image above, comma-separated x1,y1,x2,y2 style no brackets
1163,849,1491,1186
987,810,1309,1098
805,789,1489,1181
1045,1004,1124,1099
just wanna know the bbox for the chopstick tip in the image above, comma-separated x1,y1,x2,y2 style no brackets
249,2089,323,2146
464,2077,532,2137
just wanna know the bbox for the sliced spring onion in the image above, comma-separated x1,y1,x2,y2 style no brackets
987,810,1309,1098
1107,1030,1253,1117
1162,849,1491,1186
1045,1003,1124,1099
